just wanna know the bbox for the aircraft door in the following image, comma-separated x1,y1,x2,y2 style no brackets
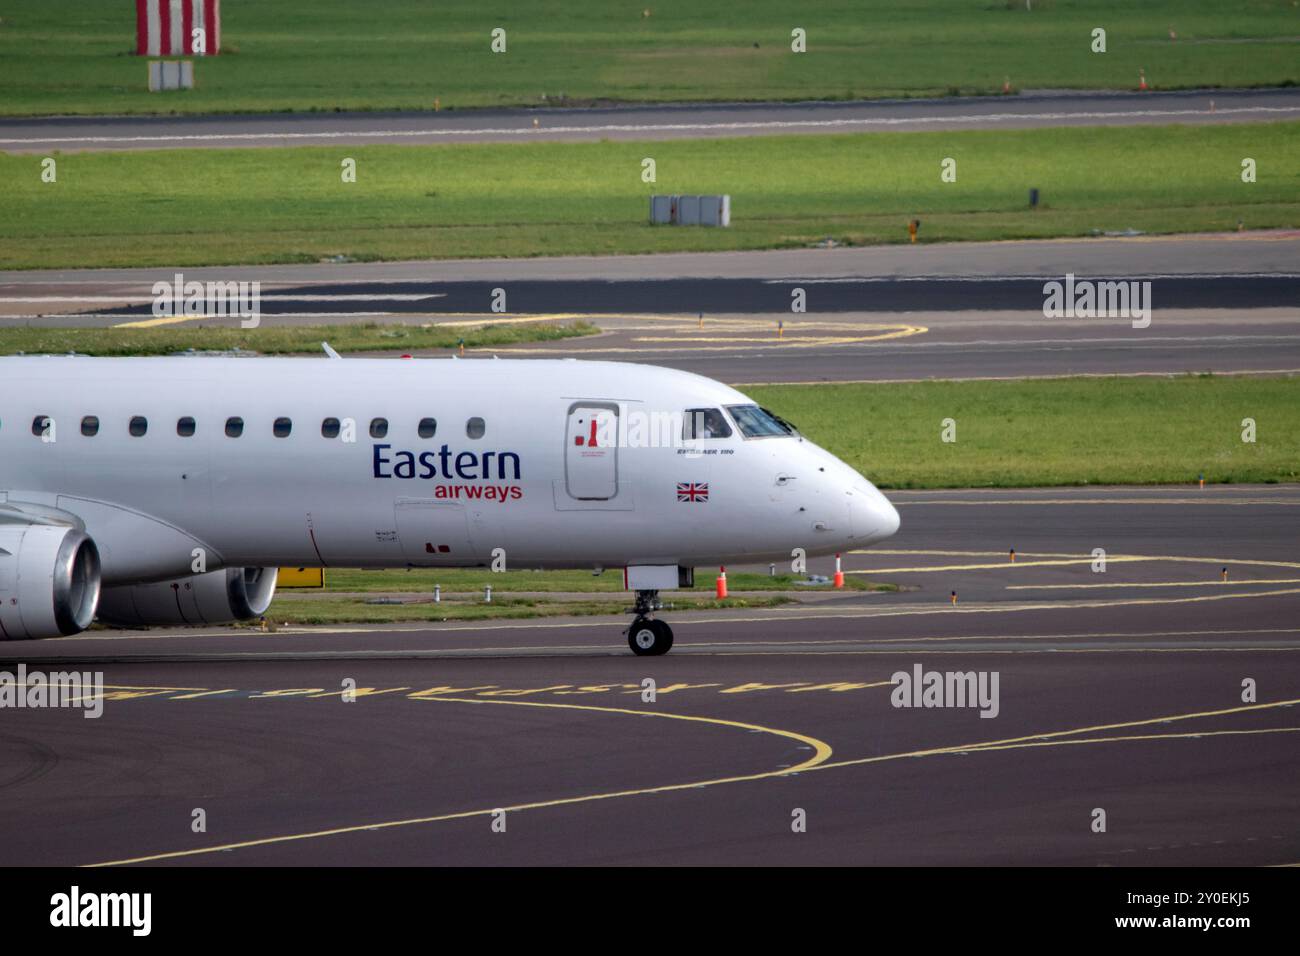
565,402,619,500
394,498,476,566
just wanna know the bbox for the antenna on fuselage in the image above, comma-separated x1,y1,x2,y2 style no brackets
321,342,342,360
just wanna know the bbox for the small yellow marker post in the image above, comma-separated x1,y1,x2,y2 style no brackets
1221,567,1229,582
434,97,440,112
1009,548,1016,563
778,320,784,340
950,590,958,605
1198,472,1205,490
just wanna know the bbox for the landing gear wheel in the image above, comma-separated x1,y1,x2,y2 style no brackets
628,618,673,656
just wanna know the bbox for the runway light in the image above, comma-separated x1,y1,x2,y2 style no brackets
1198,472,1205,489
484,584,492,603
1009,548,1016,563
950,590,958,605
434,584,441,603
1221,567,1229,582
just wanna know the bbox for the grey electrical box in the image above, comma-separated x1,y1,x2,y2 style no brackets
649,195,674,224
149,60,194,92
700,195,731,227
649,194,730,227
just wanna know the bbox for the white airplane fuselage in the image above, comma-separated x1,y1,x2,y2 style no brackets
0,355,898,645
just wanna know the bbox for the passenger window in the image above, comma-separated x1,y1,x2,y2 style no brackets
370,418,388,439
682,408,732,440
177,417,196,437
129,416,148,437
225,417,244,438
32,415,52,437
321,418,341,439
81,416,99,437
466,417,485,439
273,417,292,438
418,418,437,439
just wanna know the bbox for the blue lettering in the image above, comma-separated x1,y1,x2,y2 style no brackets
497,452,521,481
372,444,521,482
394,450,416,479
455,451,477,479
418,450,438,479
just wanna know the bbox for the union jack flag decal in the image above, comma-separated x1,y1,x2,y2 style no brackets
677,482,709,502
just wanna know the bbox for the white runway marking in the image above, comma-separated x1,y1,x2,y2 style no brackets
3,106,1296,147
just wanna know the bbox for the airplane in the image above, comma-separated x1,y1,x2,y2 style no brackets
0,354,900,655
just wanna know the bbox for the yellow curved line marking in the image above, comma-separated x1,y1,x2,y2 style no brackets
850,555,1300,573
1008,578,1300,590
808,697,1300,773
85,696,832,867
734,368,1300,386
941,725,1300,754
86,698,1300,867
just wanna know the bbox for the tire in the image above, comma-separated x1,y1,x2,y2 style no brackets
628,617,672,656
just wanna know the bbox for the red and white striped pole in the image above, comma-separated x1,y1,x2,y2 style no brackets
137,0,221,56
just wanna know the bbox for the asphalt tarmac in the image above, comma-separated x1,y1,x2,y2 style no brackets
3,89,1298,153
2,485,1296,866
2,235,1296,383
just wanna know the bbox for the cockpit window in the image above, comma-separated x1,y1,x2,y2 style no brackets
683,408,732,440
725,405,797,438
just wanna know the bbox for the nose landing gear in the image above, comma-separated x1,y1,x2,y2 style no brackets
627,589,674,656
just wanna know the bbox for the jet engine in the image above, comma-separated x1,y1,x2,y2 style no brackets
97,567,278,627
0,524,102,640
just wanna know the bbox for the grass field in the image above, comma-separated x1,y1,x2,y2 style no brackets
4,123,1296,269
747,375,1300,488
0,321,595,356
1,1,1296,116
263,594,791,625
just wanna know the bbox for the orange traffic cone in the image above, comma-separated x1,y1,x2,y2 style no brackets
716,566,728,599
833,553,845,589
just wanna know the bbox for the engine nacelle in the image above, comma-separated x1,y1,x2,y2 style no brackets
0,525,102,640
97,567,278,627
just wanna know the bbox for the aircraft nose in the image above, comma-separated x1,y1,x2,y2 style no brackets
851,483,900,541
